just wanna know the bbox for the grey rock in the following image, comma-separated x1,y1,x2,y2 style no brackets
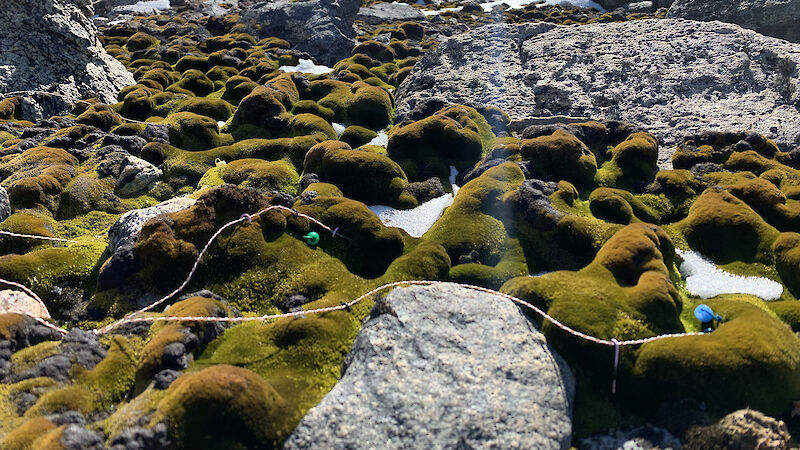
284,283,575,449
108,197,196,255
578,425,682,450
395,20,800,166
60,424,105,450
110,422,169,450
0,0,135,121
0,186,10,223
668,0,800,43
242,0,361,66
115,156,163,196
154,369,181,390
684,409,791,449
357,2,426,25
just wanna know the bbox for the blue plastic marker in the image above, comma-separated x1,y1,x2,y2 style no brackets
694,304,722,331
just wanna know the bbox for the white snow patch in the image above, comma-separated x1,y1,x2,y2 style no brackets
368,167,461,237
332,123,346,136
421,6,463,15
480,0,604,11
121,0,171,14
217,121,226,129
367,130,389,147
677,249,784,301
279,59,333,75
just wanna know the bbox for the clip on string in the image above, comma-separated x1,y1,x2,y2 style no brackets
342,302,351,313
611,338,620,394
239,213,252,224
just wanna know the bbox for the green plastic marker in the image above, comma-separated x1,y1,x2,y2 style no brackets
303,231,320,246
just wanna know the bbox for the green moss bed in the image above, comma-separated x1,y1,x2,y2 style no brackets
0,5,798,449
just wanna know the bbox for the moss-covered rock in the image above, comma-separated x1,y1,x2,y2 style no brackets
595,132,658,190
217,158,300,195
678,187,780,264
589,187,659,224
152,365,287,449
303,140,409,207
387,105,492,181
633,299,800,417
520,130,597,188
164,112,234,151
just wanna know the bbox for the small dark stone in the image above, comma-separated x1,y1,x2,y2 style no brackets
300,173,320,191
110,422,169,450
49,411,87,426
458,250,481,265
300,190,319,205
154,369,181,390
161,342,189,370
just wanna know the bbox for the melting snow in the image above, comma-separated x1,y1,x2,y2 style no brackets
677,250,784,300
332,123,346,136
121,0,171,14
279,59,333,75
369,167,460,237
367,130,389,147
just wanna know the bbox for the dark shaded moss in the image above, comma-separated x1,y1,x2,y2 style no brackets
678,187,779,264
303,140,410,207
520,130,597,188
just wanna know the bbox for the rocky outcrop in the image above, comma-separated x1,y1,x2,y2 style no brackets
285,283,575,449
667,0,800,43
0,0,135,121
242,0,361,66
357,2,426,25
396,20,800,160
683,409,791,449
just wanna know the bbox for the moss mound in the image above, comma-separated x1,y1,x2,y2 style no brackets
153,365,287,449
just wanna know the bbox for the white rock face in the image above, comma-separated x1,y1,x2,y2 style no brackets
0,290,50,319
285,283,575,449
0,0,135,121
668,0,800,43
396,20,800,161
677,250,784,300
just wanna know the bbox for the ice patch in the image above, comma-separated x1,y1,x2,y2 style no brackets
480,0,604,12
279,59,333,75
332,123,346,136
121,0,171,14
677,250,784,301
367,130,389,147
217,121,226,130
368,167,460,237
421,6,463,15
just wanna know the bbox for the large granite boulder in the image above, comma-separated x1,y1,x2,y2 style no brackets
668,0,800,43
242,0,361,66
395,20,800,163
0,0,135,121
285,283,575,449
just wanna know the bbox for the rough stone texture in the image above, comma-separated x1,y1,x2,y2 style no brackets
357,2,426,25
242,0,361,66
396,20,800,165
115,155,162,196
668,0,800,43
108,197,196,254
0,290,51,319
284,283,575,449
578,425,682,450
0,186,10,223
683,409,791,450
0,0,135,121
